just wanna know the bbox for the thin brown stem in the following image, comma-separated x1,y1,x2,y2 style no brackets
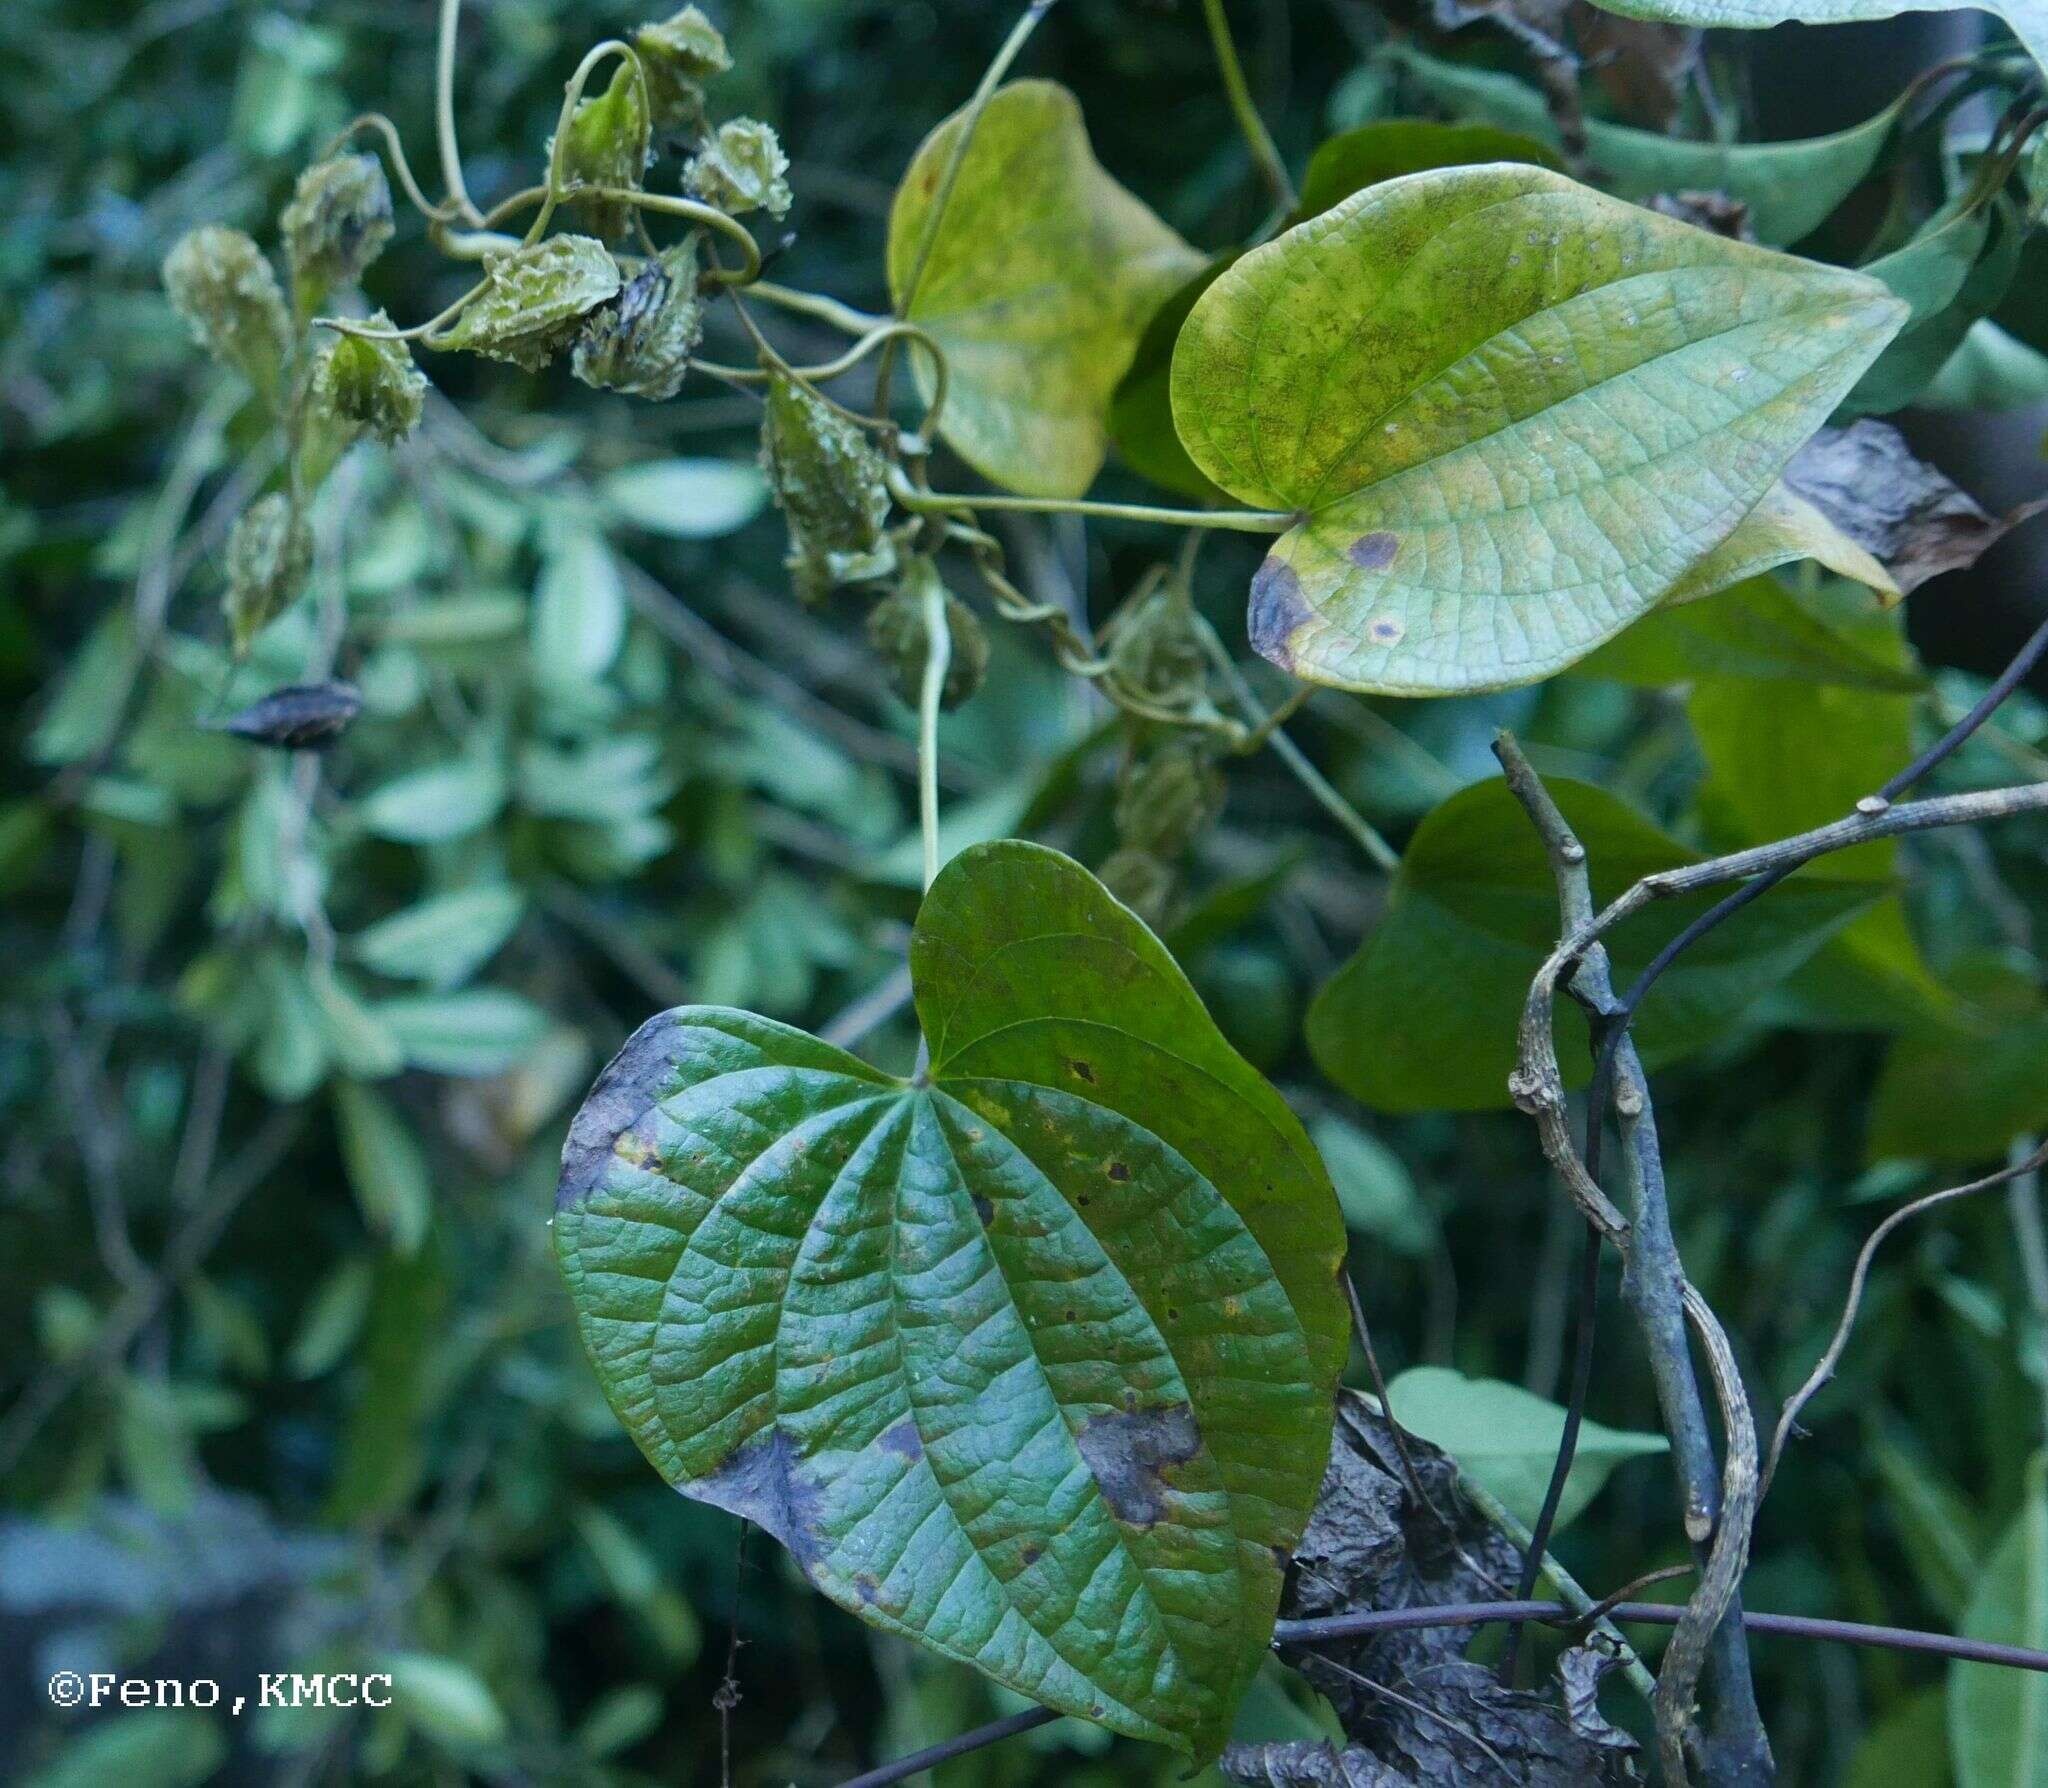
1762,1142,2048,1500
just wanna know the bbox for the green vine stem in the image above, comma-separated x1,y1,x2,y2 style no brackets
329,113,461,224
750,280,891,335
1199,0,1295,214
525,41,650,246
701,320,951,436
1194,615,1401,872
886,466,1292,534
878,0,1057,414
917,568,953,896
435,0,482,226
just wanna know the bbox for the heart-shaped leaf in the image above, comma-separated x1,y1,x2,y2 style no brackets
1571,573,1925,689
554,841,1347,1758
1307,776,1880,1111
1171,165,1904,696
1110,121,1560,503
889,81,1202,498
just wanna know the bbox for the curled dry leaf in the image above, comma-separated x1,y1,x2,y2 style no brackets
1223,1392,1638,1787
1779,419,2048,594
219,681,364,751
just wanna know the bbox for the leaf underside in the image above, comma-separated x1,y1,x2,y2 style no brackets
1578,0,2048,90
888,81,1201,499
554,841,1347,1758
1169,165,1905,695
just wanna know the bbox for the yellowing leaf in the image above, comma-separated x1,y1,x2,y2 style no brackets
1664,480,1899,607
1169,165,1905,694
889,81,1201,498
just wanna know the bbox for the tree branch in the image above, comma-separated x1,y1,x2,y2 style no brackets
834,1597,2048,1787
1494,733,1771,1788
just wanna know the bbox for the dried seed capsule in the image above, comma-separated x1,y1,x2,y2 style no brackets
1114,741,1225,859
1105,584,1208,707
315,316,427,443
162,226,292,400
299,317,427,488
280,153,395,304
557,61,653,241
224,493,312,654
1098,846,1176,930
633,6,731,138
437,236,622,372
572,245,702,399
760,372,889,556
685,118,791,219
220,681,364,750
865,562,988,711
785,535,896,605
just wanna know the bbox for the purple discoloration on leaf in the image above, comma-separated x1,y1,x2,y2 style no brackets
1247,554,1311,671
1076,1402,1202,1528
877,1416,923,1461
555,1010,687,1208
1346,531,1399,571
693,1426,827,1567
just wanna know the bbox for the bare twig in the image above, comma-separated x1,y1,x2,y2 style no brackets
1495,734,1770,1787
834,1597,2048,1787
1762,1142,2048,1499
834,1705,1062,1788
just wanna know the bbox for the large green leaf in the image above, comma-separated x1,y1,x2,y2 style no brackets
1578,0,2048,88
1871,960,2048,1162
1952,1467,2048,1788
1294,119,1562,222
1385,1367,1666,1532
1387,46,1905,247
1111,121,1561,503
1688,648,1956,1033
554,841,1347,1758
1847,194,2027,416
1571,573,1926,689
889,81,1201,498
1306,777,1879,1111
1922,320,2048,410
1846,1689,1954,1788
1170,165,1905,696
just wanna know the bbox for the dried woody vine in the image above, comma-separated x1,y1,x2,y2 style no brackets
155,0,2048,1781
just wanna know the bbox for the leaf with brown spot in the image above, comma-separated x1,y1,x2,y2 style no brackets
555,841,1346,1760
1170,164,1904,695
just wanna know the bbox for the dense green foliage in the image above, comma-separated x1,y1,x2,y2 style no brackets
5,0,2048,1784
